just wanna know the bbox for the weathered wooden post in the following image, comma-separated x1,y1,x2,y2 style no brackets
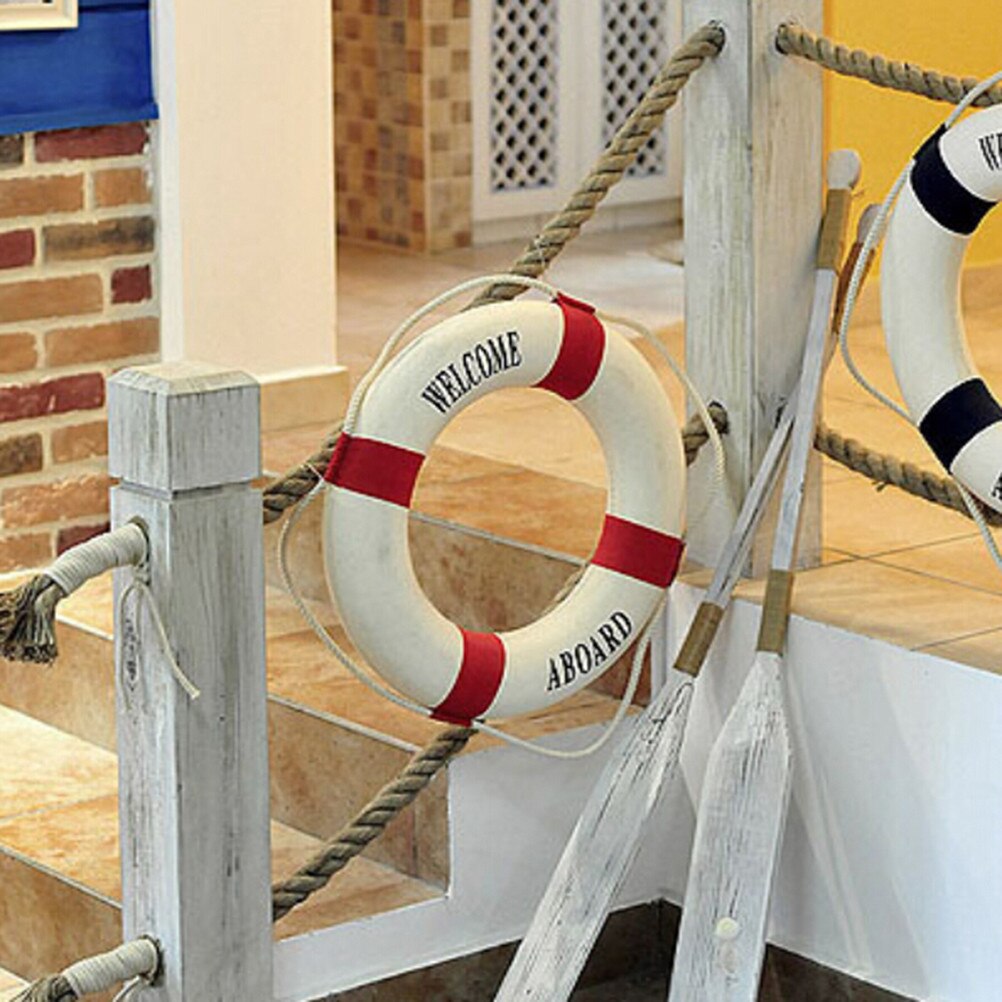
108,362,272,1000
683,0,824,569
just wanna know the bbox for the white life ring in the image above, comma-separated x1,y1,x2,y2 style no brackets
883,104,1002,510
322,295,686,723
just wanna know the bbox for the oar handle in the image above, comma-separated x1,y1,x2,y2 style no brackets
816,148,860,272
673,601,724,675
816,187,854,272
756,569,795,653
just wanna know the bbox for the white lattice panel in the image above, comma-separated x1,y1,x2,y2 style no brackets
488,0,560,193
601,0,669,178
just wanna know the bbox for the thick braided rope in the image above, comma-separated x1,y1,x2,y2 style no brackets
815,423,1002,527
259,23,724,525
261,426,341,526
776,23,1002,107
271,725,473,922
471,23,725,307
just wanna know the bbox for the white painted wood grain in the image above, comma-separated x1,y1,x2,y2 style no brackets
669,151,847,1000
494,391,799,1002
667,652,791,1000
682,0,823,570
108,363,260,492
109,364,272,1001
494,672,693,1002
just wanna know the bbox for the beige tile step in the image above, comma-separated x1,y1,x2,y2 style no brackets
0,578,451,885
0,522,626,884
0,706,440,985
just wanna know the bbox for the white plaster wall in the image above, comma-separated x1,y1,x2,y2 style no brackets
152,0,337,377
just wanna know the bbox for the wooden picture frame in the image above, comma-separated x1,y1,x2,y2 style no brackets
0,0,78,31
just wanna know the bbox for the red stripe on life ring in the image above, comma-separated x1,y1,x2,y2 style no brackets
535,294,606,401
323,434,424,508
592,514,684,588
431,630,506,725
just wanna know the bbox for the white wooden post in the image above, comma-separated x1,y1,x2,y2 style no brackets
683,0,823,569
108,362,272,1000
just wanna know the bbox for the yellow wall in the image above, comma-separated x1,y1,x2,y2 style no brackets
826,1,1002,265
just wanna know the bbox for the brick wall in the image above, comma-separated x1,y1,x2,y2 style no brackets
334,0,471,252
0,124,157,574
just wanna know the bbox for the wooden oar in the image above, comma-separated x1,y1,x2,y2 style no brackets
494,355,807,1002
494,178,871,1002
666,148,861,1002
493,413,794,1002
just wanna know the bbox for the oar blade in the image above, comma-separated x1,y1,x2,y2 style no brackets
495,674,694,1002
667,653,793,1002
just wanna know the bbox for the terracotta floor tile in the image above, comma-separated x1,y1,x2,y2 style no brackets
264,586,338,639
270,818,321,879
824,474,975,557
267,628,354,689
0,707,117,823
275,852,440,941
414,469,606,559
823,337,904,411
0,793,121,900
418,445,526,486
261,422,338,476
918,629,1002,675
875,535,1002,596
436,390,608,489
0,787,435,942
734,559,1002,652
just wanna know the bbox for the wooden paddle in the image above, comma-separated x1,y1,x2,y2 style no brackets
494,173,870,1002
493,356,803,1002
665,148,862,1002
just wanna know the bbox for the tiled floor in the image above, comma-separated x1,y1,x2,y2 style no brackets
304,227,1002,675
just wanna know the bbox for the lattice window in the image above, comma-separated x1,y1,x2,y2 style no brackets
601,0,669,178
488,0,559,193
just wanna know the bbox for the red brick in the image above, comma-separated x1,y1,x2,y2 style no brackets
0,175,83,219
57,521,110,555
0,333,36,374
2,473,111,528
0,531,52,573
93,168,151,208
0,275,103,323
0,136,24,169
0,373,104,424
0,230,35,270
35,124,148,163
51,421,108,463
44,216,154,262
45,317,158,366
0,433,42,478
110,265,152,304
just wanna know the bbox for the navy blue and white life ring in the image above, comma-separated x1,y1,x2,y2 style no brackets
882,104,1002,510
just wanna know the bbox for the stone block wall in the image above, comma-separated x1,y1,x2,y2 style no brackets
0,124,158,573
333,0,471,252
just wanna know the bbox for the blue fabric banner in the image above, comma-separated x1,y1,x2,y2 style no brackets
0,2,156,136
